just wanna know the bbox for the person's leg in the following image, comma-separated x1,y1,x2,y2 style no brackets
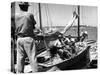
30,42,38,72
11,38,15,72
16,38,27,73
23,37,38,72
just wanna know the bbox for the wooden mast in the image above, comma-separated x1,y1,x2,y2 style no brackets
38,3,43,31
77,5,80,41
38,3,48,50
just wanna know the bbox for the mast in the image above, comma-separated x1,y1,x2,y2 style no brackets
38,3,43,31
77,5,80,41
38,3,48,50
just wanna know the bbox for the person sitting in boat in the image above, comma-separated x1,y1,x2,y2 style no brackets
80,31,88,42
74,31,88,54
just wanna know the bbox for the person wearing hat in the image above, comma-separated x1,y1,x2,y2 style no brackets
80,31,88,42
14,2,38,73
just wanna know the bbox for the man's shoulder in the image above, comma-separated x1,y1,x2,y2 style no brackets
25,13,34,18
15,12,33,18
15,13,34,21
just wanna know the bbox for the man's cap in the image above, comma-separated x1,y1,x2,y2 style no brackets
19,2,30,6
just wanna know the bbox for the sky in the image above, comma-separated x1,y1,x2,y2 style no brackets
15,2,98,27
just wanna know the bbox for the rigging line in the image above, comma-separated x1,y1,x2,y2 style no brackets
47,4,53,29
81,6,83,26
38,3,49,50
45,4,49,26
83,7,88,32
81,6,84,27
73,6,77,31
34,4,44,17
72,5,77,35
81,6,84,32
81,7,87,32
34,4,39,28
74,6,78,35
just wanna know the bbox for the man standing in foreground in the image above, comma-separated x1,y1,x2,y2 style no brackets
15,2,38,73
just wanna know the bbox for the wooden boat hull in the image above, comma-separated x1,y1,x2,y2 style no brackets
38,46,90,70
56,46,90,70
36,33,91,70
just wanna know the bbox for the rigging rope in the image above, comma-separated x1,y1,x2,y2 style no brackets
46,4,53,30
73,6,77,36
45,4,49,27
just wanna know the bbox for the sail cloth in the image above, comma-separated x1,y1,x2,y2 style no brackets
62,14,78,35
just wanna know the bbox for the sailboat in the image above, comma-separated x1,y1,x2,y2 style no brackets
35,3,91,71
